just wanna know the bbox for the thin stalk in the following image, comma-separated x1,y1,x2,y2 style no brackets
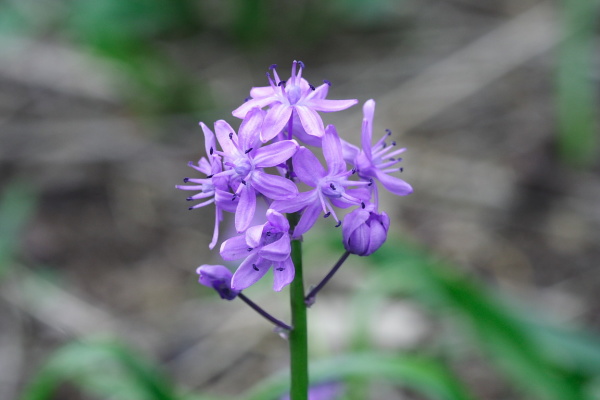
238,293,292,331
287,210,309,400
305,251,350,306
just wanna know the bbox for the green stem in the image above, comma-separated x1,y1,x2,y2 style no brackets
287,212,309,400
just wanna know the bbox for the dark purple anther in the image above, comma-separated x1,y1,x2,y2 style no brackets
330,183,336,190
323,79,331,86
252,264,259,271
323,212,331,218
245,148,253,154
183,177,190,183
269,64,278,70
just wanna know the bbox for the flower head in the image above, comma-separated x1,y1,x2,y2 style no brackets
272,125,370,238
220,210,294,291
196,264,240,300
342,203,390,256
232,61,358,142
211,108,299,232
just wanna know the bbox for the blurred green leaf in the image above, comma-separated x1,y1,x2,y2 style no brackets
244,352,473,400
0,180,37,277
20,340,220,400
366,239,597,400
556,0,599,167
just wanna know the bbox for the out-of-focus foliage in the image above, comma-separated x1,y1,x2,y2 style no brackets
556,0,599,168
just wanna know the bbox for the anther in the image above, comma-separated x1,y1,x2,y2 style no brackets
244,97,251,103
276,267,285,271
183,177,190,183
245,148,253,154
323,79,331,86
399,167,404,172
361,202,366,209
229,132,234,140
335,220,342,227
278,80,286,86
269,64,277,70
252,264,259,271
188,207,194,210
330,183,336,190
385,129,392,136
266,231,271,236
247,247,253,252
186,197,193,201
323,212,331,218
241,180,247,185
206,174,213,178
209,147,214,155
391,141,396,146
309,84,315,91
368,179,374,186
298,61,305,69
351,168,356,174
232,194,237,201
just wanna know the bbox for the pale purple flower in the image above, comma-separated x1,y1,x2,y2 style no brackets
196,264,240,300
280,381,344,400
232,61,358,142
176,122,227,249
342,203,390,256
345,99,413,200
220,209,294,291
211,108,299,232
272,125,370,238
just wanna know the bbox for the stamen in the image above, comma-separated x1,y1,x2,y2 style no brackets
247,247,253,252
298,61,305,69
309,84,315,91
245,148,253,154
323,212,331,218
183,177,190,183
186,197,193,201
361,202,366,209
278,80,286,87
351,168,356,174
232,194,237,201
335,220,342,227
229,132,234,140
323,79,331,86
330,183,336,190
391,141,396,146
368,179,374,186
241,180,246,185
269,64,277,70
399,167,404,172
206,174,214,178
266,231,271,236
209,147,214,155
244,97,251,102
252,264,259,271
385,129,392,136
276,267,285,271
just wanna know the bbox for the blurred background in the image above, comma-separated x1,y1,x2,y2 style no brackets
1,0,599,399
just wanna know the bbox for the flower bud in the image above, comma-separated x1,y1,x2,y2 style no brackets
196,264,240,300
342,205,390,256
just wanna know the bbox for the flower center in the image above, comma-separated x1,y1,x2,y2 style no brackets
320,179,344,198
233,157,253,177
285,84,302,105
261,227,284,246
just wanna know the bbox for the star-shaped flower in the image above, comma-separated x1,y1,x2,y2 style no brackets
232,61,358,142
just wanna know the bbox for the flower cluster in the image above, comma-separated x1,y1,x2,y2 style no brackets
178,61,412,295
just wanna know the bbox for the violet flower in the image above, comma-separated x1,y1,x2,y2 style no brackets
211,107,299,232
272,125,370,238
196,264,240,300
232,61,358,142
280,381,344,400
220,209,294,291
176,122,227,249
342,203,390,256
345,99,413,201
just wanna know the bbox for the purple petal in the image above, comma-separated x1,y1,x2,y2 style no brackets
341,208,370,242
232,95,278,119
306,98,358,112
374,169,413,196
245,224,264,249
235,186,257,232
292,147,325,187
341,139,359,165
322,125,345,175
200,122,216,158
196,264,239,300
366,214,389,255
361,100,375,157
220,234,249,260
215,120,241,157
231,255,270,290
262,103,293,142
238,107,265,152
252,170,298,200
253,140,298,167
304,83,329,101
209,207,222,250
293,202,322,237
260,233,291,261
215,188,238,212
272,257,295,292
266,209,289,232
295,105,325,138
271,190,317,214
249,85,275,98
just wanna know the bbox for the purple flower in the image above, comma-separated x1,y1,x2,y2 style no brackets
211,108,299,232
176,122,227,249
342,203,390,256
346,99,413,199
196,264,240,300
220,209,294,291
272,125,370,238
280,381,344,400
232,61,358,142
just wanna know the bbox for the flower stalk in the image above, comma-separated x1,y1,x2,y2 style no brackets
238,293,292,331
304,250,351,307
